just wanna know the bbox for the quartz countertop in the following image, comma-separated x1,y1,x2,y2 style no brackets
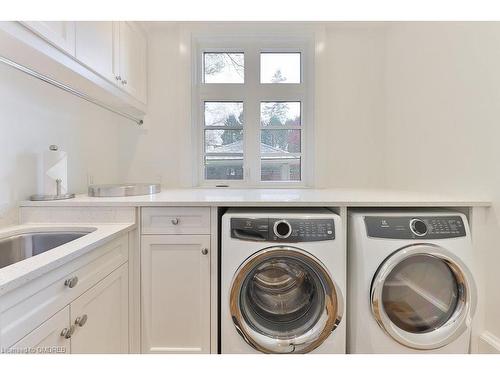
0,222,135,296
19,188,490,207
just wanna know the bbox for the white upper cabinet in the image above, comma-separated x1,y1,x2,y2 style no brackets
118,21,147,104
74,21,147,104
75,21,119,83
22,21,76,56
12,21,148,108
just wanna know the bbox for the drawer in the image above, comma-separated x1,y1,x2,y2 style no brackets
0,234,128,348
141,207,210,235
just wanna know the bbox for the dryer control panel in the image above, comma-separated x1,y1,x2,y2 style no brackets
364,215,466,239
230,217,335,242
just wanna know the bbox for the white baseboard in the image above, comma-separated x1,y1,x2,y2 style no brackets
479,331,500,353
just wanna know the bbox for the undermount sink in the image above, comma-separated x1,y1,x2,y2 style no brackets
0,229,96,269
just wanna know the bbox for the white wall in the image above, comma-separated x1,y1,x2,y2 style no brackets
118,24,192,188
0,62,130,227
316,23,386,187
122,22,389,188
383,22,500,352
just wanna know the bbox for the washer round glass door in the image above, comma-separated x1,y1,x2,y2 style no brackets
230,246,343,354
371,244,476,350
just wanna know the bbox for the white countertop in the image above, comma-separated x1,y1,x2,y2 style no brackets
0,222,135,296
19,188,490,207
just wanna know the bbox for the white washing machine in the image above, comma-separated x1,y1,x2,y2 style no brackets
221,208,346,354
348,210,477,353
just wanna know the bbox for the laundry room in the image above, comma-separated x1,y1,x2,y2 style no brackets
1,0,499,374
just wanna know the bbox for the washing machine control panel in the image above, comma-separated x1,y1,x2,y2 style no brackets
364,216,466,239
230,218,335,242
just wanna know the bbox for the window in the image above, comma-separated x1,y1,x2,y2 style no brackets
204,101,244,180
260,101,301,181
204,53,244,83
194,37,313,186
260,53,301,83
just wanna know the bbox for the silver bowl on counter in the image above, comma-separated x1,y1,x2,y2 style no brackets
88,183,161,197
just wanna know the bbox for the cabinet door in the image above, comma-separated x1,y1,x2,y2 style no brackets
75,21,119,82
141,235,211,353
10,306,70,354
70,264,129,354
118,21,147,103
22,21,76,56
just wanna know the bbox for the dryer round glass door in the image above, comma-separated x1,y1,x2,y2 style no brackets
229,246,343,353
371,244,476,350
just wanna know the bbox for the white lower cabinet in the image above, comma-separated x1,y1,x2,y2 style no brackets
70,263,129,354
11,306,71,354
141,235,211,353
10,264,129,354
2,233,131,354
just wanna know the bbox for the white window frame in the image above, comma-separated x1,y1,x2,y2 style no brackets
192,34,314,187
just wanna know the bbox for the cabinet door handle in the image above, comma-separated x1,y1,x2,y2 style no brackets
171,218,180,225
122,79,128,85
60,325,75,339
75,314,88,327
64,276,78,288
201,248,208,255
115,75,122,81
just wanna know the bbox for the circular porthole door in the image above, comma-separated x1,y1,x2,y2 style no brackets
371,244,476,350
230,246,343,354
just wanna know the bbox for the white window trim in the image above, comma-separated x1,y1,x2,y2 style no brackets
191,34,315,188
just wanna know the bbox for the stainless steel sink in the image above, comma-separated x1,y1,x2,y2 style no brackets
0,229,95,269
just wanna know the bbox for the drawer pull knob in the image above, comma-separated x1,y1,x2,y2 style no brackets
64,276,79,288
171,218,180,225
201,248,208,255
60,325,75,339
75,314,88,327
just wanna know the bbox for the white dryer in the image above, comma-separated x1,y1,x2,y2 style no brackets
221,208,346,354
348,210,477,353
